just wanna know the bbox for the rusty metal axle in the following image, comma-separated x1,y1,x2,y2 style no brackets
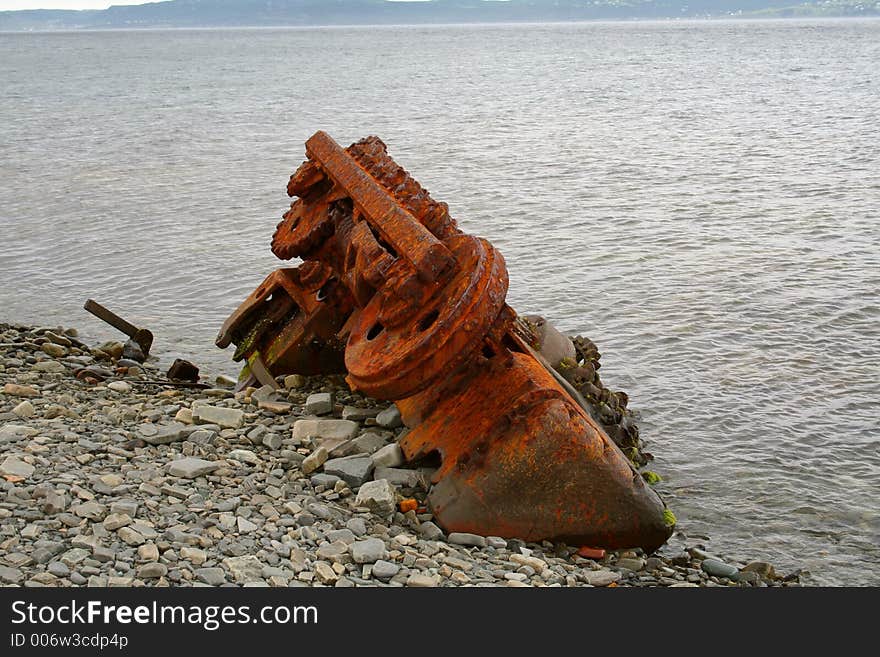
217,131,673,552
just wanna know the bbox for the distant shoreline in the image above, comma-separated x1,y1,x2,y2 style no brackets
2,14,879,34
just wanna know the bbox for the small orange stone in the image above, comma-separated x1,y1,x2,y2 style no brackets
577,547,606,559
399,498,418,513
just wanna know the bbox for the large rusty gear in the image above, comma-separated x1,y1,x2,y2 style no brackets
218,131,673,551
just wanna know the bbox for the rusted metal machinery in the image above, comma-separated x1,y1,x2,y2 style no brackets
217,131,673,551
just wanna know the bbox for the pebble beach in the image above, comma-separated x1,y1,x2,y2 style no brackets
0,322,803,588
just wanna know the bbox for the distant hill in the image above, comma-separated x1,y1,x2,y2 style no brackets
1,0,878,31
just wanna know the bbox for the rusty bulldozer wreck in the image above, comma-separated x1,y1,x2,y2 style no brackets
217,131,673,552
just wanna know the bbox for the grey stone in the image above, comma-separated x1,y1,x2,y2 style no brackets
102,513,132,531
107,381,131,393
72,501,107,521
418,521,444,541
351,538,386,564
324,456,374,488
59,548,90,568
346,518,367,536
344,432,388,456
188,429,215,445
406,573,438,587
117,527,146,546
167,457,219,479
306,502,335,521
251,385,278,403
305,392,334,415
701,559,739,579
310,473,342,489
237,517,259,533
301,447,328,475
110,500,138,518
137,563,168,579
355,479,396,515
326,529,356,545
316,542,348,560
92,547,116,563
0,456,35,479
191,405,244,429
69,572,87,585
376,405,403,428
373,467,424,489
292,419,359,444
40,493,67,517
223,555,264,583
140,422,191,445
448,532,487,548
228,449,261,465
341,406,379,421
645,557,663,571
47,561,70,577
195,567,227,586
0,566,24,584
262,434,283,450
583,570,621,586
371,560,400,580
486,536,508,549
33,360,66,373
617,557,645,572
371,443,404,468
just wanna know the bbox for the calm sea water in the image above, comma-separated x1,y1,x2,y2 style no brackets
1,19,878,586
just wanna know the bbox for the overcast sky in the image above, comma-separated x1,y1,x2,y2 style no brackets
0,1,153,9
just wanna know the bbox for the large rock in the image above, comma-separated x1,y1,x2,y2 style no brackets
250,384,278,403
701,559,739,579
582,569,621,587
355,479,397,515
71,501,107,521
139,422,193,445
191,404,244,429
343,432,388,456
376,405,403,428
371,443,404,468
305,392,334,415
371,560,400,580
350,538,386,564
167,457,219,479
223,555,264,583
0,456,35,479
324,456,374,488
292,419,359,445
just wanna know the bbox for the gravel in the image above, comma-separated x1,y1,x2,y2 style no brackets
0,321,803,589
